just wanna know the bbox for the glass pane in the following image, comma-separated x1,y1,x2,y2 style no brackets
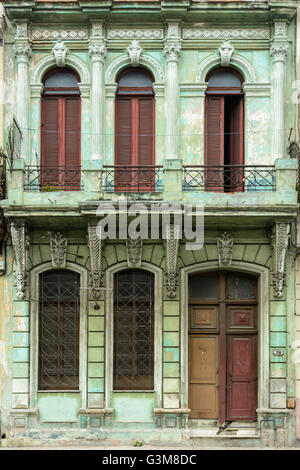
207,71,241,88
226,273,257,300
118,69,153,87
189,273,218,299
44,70,78,88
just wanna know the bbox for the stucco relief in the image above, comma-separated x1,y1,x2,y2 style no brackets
183,28,270,40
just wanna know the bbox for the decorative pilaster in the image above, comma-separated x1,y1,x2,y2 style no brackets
217,232,234,267
11,222,27,300
164,22,182,160
88,224,104,299
14,21,31,161
89,22,107,162
270,22,289,159
126,237,143,268
165,225,180,298
271,223,290,298
50,232,67,269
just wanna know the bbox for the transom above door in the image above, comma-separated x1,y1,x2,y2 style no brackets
188,271,258,424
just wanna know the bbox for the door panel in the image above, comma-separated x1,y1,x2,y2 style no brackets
226,335,257,420
189,335,219,419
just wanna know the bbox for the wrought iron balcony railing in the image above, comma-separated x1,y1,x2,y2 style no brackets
102,165,164,193
24,166,82,191
183,165,276,192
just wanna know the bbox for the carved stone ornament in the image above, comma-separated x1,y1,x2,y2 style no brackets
88,224,104,298
182,28,270,40
217,232,233,267
89,43,107,62
50,232,67,269
164,43,182,62
52,41,68,67
11,222,27,300
271,223,290,298
270,43,289,62
126,237,143,268
165,225,180,298
127,40,143,67
14,44,31,62
219,41,234,67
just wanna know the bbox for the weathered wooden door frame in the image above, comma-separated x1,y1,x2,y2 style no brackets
181,261,269,424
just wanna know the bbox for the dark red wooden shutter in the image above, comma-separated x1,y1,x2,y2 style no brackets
138,98,154,166
65,98,81,190
42,98,59,169
205,96,224,191
116,98,132,165
229,96,244,191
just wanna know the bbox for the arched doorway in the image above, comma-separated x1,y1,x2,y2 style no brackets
188,271,258,424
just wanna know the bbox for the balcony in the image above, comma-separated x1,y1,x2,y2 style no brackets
24,166,83,192
102,165,163,193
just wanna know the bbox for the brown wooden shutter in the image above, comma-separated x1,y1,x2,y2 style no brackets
138,98,154,166
65,98,81,189
42,97,59,169
229,96,244,191
205,96,224,191
116,98,132,165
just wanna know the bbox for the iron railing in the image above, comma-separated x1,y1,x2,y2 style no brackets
24,166,82,191
183,165,276,192
102,165,164,193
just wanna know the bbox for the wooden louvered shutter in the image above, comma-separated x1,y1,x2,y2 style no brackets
116,98,132,190
42,98,59,188
138,98,154,190
229,96,244,191
65,98,81,190
205,96,224,192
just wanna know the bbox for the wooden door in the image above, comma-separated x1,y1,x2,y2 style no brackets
189,335,219,419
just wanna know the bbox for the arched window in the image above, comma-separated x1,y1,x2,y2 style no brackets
113,269,154,390
205,68,244,192
41,68,81,190
115,68,155,190
38,270,80,390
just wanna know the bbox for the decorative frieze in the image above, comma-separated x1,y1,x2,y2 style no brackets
182,28,270,40
127,40,143,67
107,29,163,40
219,41,234,67
126,237,143,268
165,225,180,298
11,222,27,300
217,232,234,267
52,41,68,67
88,224,104,298
50,232,67,269
31,28,89,41
271,223,290,298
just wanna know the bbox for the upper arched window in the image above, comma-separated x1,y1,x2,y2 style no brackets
115,68,155,189
41,68,81,190
205,68,244,192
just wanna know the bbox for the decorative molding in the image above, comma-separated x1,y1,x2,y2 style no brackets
31,28,88,41
127,40,143,67
90,22,105,39
183,28,270,40
105,52,165,84
219,41,234,67
270,43,289,62
16,22,29,39
166,23,181,40
273,22,288,40
165,225,180,298
126,237,143,268
88,224,104,298
11,222,27,300
107,29,163,40
217,232,234,267
14,44,31,63
52,41,68,67
50,232,67,269
31,53,91,84
271,223,290,299
89,43,107,63
196,52,256,83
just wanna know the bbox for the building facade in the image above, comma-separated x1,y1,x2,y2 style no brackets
0,0,299,447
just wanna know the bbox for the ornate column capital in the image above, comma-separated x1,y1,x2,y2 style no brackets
270,42,289,63
14,43,31,64
164,43,182,63
89,43,107,63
